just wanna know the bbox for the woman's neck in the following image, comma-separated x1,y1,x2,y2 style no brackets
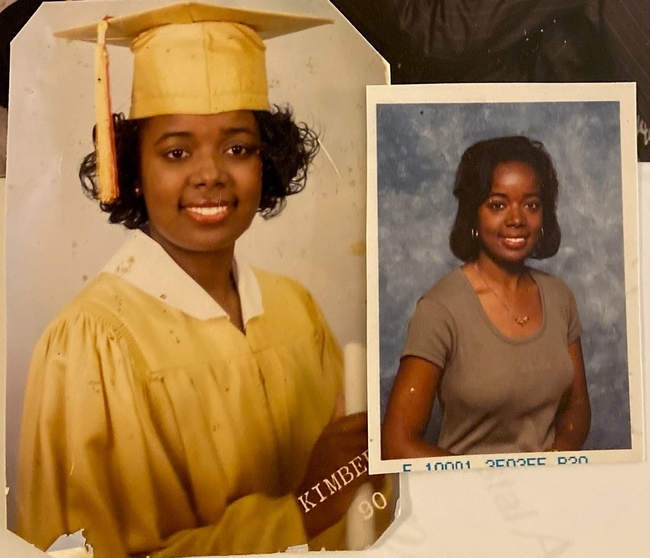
474,253,529,291
147,231,243,325
171,248,236,299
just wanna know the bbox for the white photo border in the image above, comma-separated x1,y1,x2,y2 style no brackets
366,82,643,475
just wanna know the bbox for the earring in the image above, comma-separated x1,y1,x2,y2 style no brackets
471,228,479,240
134,186,142,196
540,227,545,237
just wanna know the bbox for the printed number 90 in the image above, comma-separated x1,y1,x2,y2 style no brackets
358,491,388,519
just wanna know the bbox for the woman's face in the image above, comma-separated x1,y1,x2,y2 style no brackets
138,110,263,257
476,160,543,265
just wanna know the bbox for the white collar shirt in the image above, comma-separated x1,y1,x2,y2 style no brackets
102,230,263,324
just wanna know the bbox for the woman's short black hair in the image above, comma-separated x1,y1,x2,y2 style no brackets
79,106,319,229
449,135,561,262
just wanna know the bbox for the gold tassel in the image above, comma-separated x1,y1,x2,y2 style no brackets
95,19,118,203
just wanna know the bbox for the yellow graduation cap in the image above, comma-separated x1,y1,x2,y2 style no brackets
55,2,332,203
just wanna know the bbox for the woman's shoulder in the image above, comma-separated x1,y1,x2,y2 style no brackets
529,268,579,316
251,267,327,321
28,275,133,371
420,267,468,303
251,268,316,305
252,267,306,290
529,268,576,297
61,272,145,313
248,268,337,345
41,273,147,339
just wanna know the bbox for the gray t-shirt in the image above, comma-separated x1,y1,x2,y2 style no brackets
402,267,582,455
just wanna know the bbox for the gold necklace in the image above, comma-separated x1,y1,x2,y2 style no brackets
473,262,530,326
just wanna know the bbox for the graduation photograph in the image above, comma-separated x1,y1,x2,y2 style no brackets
2,1,395,556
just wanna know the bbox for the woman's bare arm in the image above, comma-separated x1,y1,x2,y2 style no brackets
381,355,455,458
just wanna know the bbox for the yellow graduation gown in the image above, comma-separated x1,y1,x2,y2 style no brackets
16,256,344,556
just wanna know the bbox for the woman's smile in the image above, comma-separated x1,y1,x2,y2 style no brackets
500,235,527,249
183,201,234,224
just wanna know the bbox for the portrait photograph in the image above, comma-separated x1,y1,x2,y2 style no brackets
2,1,396,557
4,2,650,558
366,82,642,475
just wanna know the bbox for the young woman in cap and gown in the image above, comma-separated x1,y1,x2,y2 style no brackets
16,3,386,556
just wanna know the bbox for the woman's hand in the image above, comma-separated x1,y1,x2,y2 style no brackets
549,338,591,451
382,355,455,458
294,402,378,539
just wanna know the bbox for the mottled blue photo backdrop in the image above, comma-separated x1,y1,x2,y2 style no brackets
377,101,630,450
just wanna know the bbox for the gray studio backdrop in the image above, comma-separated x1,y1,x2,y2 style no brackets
377,101,630,451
